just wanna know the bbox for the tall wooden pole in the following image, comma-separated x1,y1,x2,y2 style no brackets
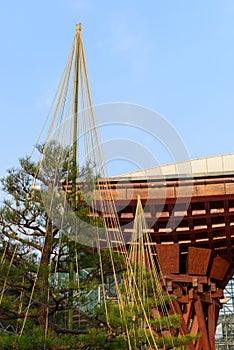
72,23,81,180
68,23,81,330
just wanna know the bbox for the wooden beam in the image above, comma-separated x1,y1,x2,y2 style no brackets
182,300,193,326
194,297,210,350
164,273,207,284
190,313,199,336
195,336,203,350
207,301,216,350
176,295,189,303
210,290,224,299
171,300,195,350
215,303,220,329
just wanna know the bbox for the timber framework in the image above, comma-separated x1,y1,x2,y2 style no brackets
91,154,234,350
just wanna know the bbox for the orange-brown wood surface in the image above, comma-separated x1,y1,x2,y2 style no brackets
187,247,211,275
210,256,230,280
156,244,179,274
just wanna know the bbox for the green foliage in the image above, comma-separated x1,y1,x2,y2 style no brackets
150,313,181,330
156,333,199,349
0,142,198,349
0,327,79,350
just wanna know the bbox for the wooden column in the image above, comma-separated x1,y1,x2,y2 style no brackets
207,301,216,350
172,300,195,350
194,297,210,350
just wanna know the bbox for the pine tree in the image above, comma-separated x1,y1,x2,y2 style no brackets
0,142,100,334
0,145,198,349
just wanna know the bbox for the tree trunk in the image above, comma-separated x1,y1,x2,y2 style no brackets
37,217,53,326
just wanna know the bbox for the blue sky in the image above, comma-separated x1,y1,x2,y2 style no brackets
0,0,234,178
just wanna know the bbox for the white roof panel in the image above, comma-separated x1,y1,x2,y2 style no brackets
113,154,234,181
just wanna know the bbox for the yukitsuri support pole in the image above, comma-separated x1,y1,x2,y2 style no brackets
68,23,81,330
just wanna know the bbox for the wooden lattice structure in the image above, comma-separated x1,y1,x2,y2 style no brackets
86,154,234,350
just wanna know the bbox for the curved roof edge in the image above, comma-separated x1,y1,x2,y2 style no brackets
112,154,234,181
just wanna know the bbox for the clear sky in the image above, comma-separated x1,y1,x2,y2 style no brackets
0,0,234,179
